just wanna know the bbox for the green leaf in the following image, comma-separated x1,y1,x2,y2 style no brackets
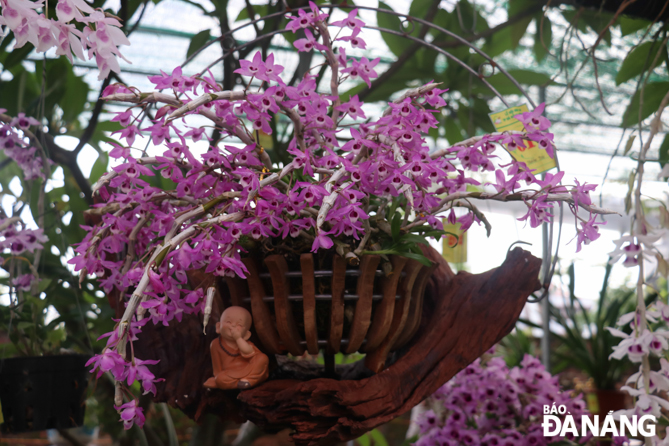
508,0,533,16
45,326,65,344
396,251,433,267
533,16,552,62
0,152,25,192
177,0,211,15
510,15,533,48
561,9,587,33
235,4,268,21
0,68,41,116
408,0,433,20
401,435,418,446
122,0,147,23
429,9,450,38
471,97,494,133
624,170,635,214
35,58,68,115
482,26,513,58
621,82,669,127
377,2,411,57
580,9,614,45
623,134,636,155
0,30,14,53
339,82,367,104
38,279,52,293
461,0,489,34
507,0,535,48
616,41,669,85
2,44,33,70
369,429,389,446
160,404,179,446
87,120,123,151
280,18,297,44
660,134,669,168
360,49,437,102
89,152,109,184
391,212,402,242
423,229,447,239
443,118,464,145
456,104,472,137
476,69,552,96
398,233,430,246
17,322,35,331
619,17,651,36
431,1,488,41
187,29,212,59
61,66,90,124
356,433,371,446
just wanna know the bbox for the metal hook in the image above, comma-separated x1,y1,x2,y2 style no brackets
478,61,496,79
505,240,549,303
400,17,415,35
527,284,548,304
507,240,532,254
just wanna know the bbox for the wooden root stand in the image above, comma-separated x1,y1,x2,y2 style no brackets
131,246,541,445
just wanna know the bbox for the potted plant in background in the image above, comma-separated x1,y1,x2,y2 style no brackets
0,62,177,443
0,112,98,433
524,262,637,417
0,72,191,446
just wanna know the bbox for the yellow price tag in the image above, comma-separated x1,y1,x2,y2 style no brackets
489,104,557,174
442,221,467,264
257,130,274,150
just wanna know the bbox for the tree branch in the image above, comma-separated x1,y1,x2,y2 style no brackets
73,77,111,155
244,0,261,36
35,129,93,204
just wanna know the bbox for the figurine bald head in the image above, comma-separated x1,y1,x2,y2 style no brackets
216,306,253,342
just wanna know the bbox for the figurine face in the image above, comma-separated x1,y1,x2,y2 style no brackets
216,306,252,341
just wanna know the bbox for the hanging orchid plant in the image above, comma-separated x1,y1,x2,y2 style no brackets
51,3,617,429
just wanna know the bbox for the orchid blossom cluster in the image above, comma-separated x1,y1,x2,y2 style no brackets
608,301,669,415
0,216,47,291
0,109,46,180
414,350,592,446
0,110,48,293
0,0,130,79
606,239,669,443
602,79,669,445
69,3,614,429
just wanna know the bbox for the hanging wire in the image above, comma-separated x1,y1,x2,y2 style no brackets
178,3,558,302
182,4,536,107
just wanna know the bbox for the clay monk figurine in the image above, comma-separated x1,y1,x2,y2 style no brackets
203,306,269,390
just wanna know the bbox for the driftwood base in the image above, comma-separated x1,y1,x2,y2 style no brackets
134,246,541,445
